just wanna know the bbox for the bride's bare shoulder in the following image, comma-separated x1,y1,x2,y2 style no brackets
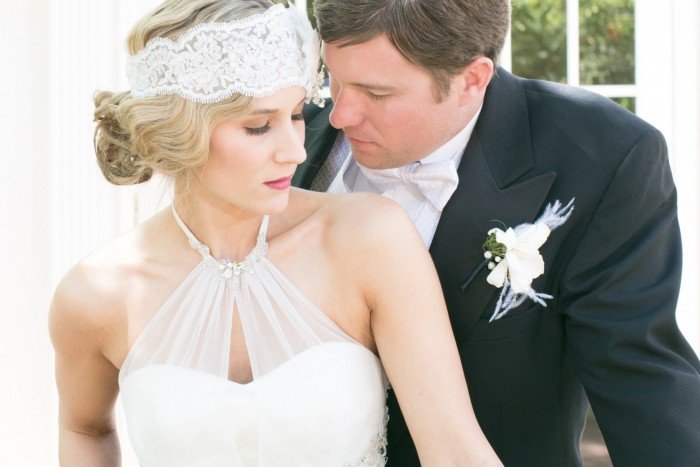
289,188,419,253
49,210,171,342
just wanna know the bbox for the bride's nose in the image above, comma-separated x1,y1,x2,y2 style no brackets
274,122,307,165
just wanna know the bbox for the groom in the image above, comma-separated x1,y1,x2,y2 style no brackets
295,0,700,466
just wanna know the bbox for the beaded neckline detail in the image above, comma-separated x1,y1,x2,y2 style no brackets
171,205,269,281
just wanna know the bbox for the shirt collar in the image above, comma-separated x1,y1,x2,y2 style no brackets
337,105,483,190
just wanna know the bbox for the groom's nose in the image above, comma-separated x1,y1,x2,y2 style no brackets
329,88,364,130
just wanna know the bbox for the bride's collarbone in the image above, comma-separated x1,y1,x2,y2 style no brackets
268,215,374,352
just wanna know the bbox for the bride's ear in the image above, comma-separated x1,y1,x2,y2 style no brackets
454,57,494,106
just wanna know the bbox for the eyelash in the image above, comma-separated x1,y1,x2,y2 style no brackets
245,113,305,136
371,93,390,102
245,123,271,136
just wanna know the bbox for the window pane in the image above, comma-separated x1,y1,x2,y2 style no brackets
580,0,635,85
512,0,567,83
611,96,636,113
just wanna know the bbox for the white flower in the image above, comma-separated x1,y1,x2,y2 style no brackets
486,223,550,294
481,198,574,321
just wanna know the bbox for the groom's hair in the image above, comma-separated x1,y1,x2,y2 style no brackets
314,0,510,101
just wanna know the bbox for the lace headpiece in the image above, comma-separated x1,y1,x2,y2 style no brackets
126,4,324,106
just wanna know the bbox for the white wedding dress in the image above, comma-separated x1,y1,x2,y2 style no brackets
118,207,389,466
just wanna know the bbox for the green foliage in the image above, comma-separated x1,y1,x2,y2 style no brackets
611,96,636,112
303,1,316,28
579,0,635,85
512,0,568,83
511,0,635,86
483,233,508,258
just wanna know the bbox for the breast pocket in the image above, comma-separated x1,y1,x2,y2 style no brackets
465,303,543,342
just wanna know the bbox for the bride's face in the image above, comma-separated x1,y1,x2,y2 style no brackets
200,86,307,215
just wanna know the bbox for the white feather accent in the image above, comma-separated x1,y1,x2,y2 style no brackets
488,198,574,321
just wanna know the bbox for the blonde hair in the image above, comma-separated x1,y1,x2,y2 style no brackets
94,0,276,186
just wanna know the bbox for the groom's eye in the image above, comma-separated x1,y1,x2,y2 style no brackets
291,113,305,122
370,92,391,101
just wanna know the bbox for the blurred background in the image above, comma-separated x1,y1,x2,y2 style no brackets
1,0,697,465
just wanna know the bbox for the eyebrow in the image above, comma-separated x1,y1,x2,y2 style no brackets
350,82,397,92
251,108,277,115
251,97,306,115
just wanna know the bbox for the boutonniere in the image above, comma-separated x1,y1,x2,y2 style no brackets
483,199,575,321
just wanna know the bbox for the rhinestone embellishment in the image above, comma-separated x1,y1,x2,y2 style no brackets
172,205,268,282
219,261,245,279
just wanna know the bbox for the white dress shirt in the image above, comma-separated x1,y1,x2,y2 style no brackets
328,108,482,246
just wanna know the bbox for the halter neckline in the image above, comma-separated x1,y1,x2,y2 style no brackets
171,204,270,279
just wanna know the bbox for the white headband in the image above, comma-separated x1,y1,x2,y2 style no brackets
126,4,324,106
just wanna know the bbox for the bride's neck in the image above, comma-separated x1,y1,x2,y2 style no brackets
172,187,265,262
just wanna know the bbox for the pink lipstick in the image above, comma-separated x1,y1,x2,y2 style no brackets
264,175,292,190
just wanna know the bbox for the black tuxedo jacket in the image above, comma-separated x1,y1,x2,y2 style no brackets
295,69,700,466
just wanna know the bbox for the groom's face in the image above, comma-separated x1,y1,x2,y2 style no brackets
322,35,470,170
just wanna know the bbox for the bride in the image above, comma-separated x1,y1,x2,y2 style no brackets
49,1,501,465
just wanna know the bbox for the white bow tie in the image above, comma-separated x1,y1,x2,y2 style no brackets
358,159,459,211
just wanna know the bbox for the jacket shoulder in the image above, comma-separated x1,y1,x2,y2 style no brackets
521,77,655,138
515,76,664,168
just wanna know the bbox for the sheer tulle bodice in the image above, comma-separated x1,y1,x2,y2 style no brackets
119,207,389,466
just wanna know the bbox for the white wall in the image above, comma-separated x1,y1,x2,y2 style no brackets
0,2,52,466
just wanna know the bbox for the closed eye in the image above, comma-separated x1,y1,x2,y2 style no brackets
245,122,271,136
244,111,304,136
370,93,390,101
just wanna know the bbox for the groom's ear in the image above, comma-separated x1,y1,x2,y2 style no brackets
454,57,494,106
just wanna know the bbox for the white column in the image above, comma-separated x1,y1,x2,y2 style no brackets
636,1,674,143
499,24,513,72
0,1,52,466
566,0,580,85
294,0,308,14
671,0,700,353
49,1,123,288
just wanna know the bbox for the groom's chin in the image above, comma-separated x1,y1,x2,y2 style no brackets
349,145,378,166
350,145,394,170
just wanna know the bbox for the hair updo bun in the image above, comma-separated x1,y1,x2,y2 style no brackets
94,91,154,185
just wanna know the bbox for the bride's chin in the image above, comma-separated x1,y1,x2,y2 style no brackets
210,187,291,217
253,192,292,216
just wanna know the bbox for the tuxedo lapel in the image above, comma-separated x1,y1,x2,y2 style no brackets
294,104,337,189
429,69,557,343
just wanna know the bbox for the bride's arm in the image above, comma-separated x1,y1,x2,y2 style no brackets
349,196,502,467
49,267,122,467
